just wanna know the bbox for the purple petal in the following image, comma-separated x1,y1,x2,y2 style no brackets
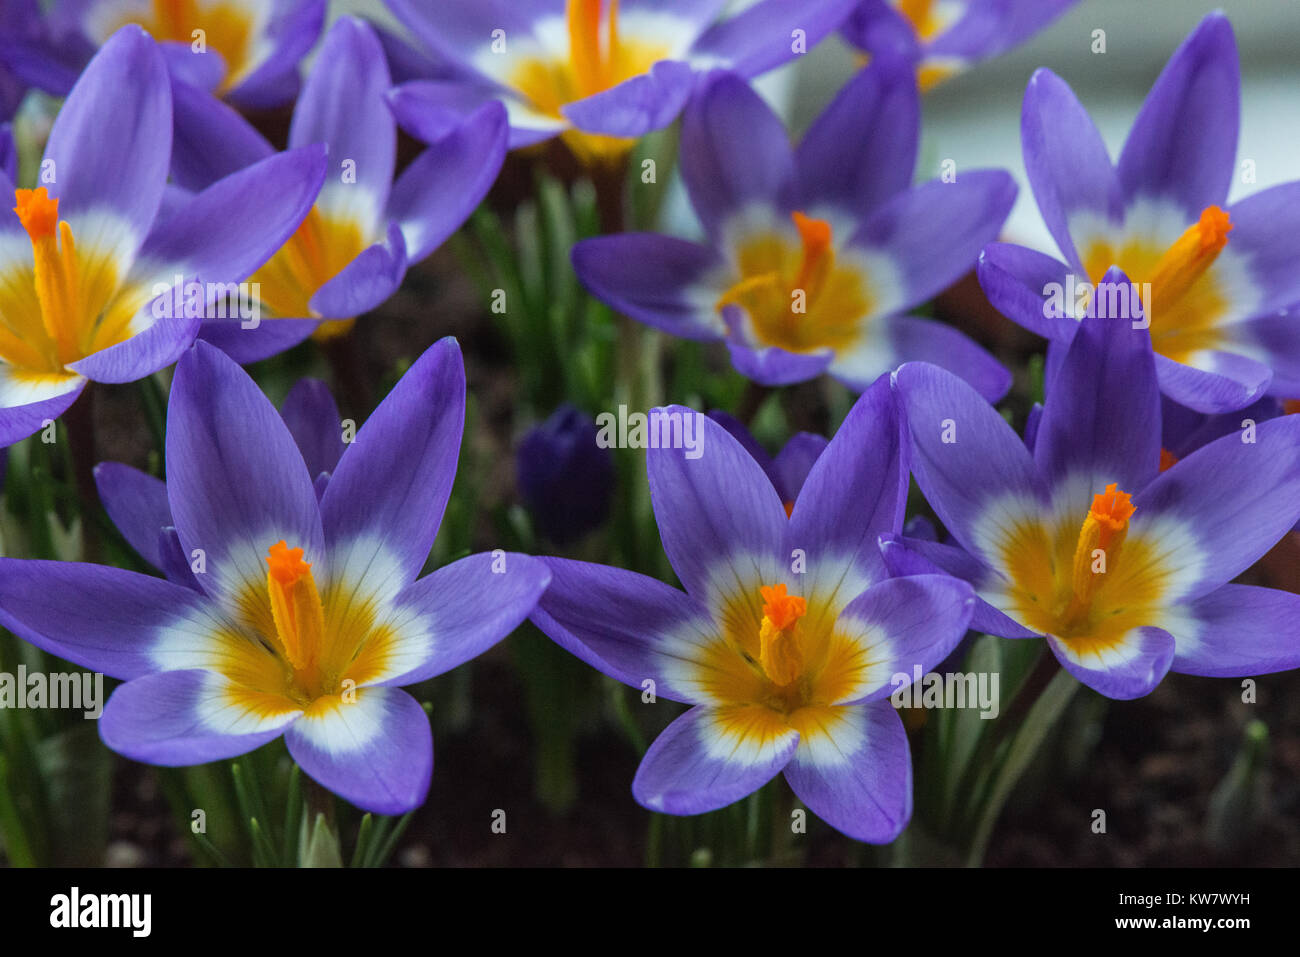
770,432,828,503
1154,350,1271,414
1020,68,1123,271
285,686,432,815
794,55,918,221
632,705,798,815
837,574,977,702
387,102,508,264
783,700,911,843
93,461,172,571
101,669,299,765
1223,182,1300,320
1117,13,1238,219
65,312,199,384
976,242,1078,342
280,378,345,480
688,0,859,78
320,338,465,596
726,337,833,386
680,71,794,241
289,17,394,208
573,234,725,341
226,0,325,110
166,341,323,608
0,558,222,679
1048,627,1174,700
530,557,718,705
196,319,320,365
787,377,906,586
381,551,551,686
135,145,328,294
43,25,170,252
168,76,274,192
893,361,1047,565
1034,307,1161,494
1133,414,1300,601
647,406,787,601
0,378,85,448
561,60,696,139
878,535,1040,639
851,170,1017,307
1173,584,1300,678
307,223,408,319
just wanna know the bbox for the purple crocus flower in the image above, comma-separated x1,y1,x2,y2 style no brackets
531,383,976,841
167,16,508,362
0,25,325,448
0,0,324,109
95,376,346,590
978,13,1300,414
887,287,1300,701
572,60,1016,398
383,0,861,165
516,403,615,546
0,339,551,814
708,410,827,515
841,0,1078,90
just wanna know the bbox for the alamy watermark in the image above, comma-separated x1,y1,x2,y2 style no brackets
151,275,262,329
1043,275,1152,329
0,666,104,719
595,405,705,459
891,666,1000,719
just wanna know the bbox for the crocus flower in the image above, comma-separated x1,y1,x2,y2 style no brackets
0,0,324,109
888,293,1300,701
841,0,1078,90
167,16,508,362
383,0,860,165
516,403,615,546
531,383,976,841
0,339,551,814
978,13,1300,414
572,60,1016,398
708,410,827,515
95,376,345,589
0,25,325,447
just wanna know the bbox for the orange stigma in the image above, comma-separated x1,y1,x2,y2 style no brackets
567,0,620,98
265,540,325,676
14,187,59,241
791,211,834,295
1066,483,1135,622
1149,205,1233,317
1159,448,1179,472
758,583,807,686
1088,483,1136,551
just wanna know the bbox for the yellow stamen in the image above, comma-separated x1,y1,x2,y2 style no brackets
898,0,943,40
1066,483,1135,621
14,188,83,360
265,540,325,676
757,583,807,686
1148,205,1233,319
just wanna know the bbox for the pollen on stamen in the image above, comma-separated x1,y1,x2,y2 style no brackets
13,188,59,241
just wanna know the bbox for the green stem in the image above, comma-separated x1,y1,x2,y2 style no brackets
965,668,1080,865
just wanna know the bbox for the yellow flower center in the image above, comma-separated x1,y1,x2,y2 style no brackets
248,205,367,338
1,188,138,374
113,0,259,93
993,483,1175,657
1082,204,1234,362
897,0,945,41
508,0,672,165
717,212,873,354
